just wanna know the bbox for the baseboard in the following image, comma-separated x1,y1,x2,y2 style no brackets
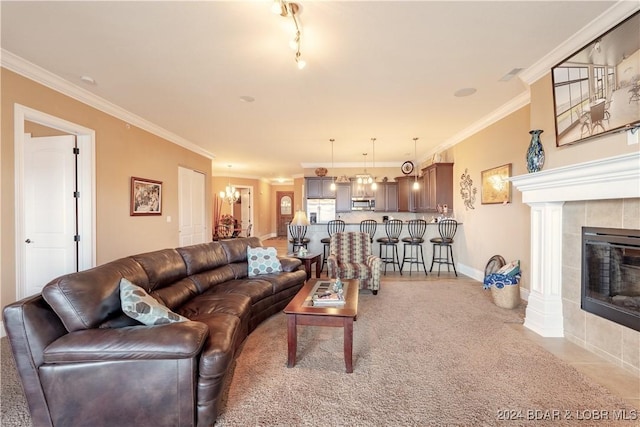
457,263,484,282
1,321,6,338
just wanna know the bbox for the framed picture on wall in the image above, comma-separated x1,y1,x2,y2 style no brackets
130,177,162,216
481,164,511,205
552,11,640,146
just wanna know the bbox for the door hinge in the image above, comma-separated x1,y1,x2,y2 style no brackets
74,235,81,242
73,147,80,155
73,191,80,198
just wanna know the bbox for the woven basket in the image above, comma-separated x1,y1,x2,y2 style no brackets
490,284,521,309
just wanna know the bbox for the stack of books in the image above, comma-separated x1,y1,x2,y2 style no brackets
312,290,345,306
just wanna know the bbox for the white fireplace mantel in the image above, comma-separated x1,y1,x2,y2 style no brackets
510,152,640,337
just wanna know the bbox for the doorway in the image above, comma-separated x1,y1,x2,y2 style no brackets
276,191,294,237
14,104,96,299
178,167,206,246
231,187,253,236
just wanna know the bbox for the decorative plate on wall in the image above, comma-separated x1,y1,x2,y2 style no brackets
401,161,414,175
314,167,328,177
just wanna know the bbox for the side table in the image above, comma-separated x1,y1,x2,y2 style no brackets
288,252,322,280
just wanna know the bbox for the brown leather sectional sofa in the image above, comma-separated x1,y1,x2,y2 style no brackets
3,237,306,427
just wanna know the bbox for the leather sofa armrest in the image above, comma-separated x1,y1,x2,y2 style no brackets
43,321,209,363
279,257,302,272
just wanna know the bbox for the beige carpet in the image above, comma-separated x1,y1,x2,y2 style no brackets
2,278,638,426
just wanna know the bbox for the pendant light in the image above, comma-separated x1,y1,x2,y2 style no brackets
329,138,336,191
371,138,378,191
412,138,420,190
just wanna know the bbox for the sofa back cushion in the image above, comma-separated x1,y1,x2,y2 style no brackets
131,249,187,291
220,237,262,264
42,258,147,332
176,242,228,276
151,277,200,310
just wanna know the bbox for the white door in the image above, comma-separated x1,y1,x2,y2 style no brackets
240,188,251,231
24,134,77,297
178,167,206,246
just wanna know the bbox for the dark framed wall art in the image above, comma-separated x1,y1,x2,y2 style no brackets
130,176,162,216
552,11,640,147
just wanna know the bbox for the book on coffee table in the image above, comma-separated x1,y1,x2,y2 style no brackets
312,290,345,306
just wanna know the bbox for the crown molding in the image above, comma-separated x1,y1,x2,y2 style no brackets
1,49,215,160
432,90,531,156
519,1,640,85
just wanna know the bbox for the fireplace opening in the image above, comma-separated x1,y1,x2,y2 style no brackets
582,227,640,332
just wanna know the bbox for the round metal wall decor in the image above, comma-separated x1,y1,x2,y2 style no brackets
401,161,414,175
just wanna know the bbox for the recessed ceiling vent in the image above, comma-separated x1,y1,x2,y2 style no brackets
499,68,524,82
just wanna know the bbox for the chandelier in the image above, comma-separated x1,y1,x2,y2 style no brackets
219,165,240,205
272,0,306,69
356,153,373,185
370,138,378,191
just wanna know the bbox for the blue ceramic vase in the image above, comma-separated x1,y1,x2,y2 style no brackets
526,129,545,173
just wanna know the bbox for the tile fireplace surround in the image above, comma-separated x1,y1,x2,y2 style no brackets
511,151,640,374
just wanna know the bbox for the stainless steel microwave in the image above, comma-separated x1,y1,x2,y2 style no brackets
352,198,375,211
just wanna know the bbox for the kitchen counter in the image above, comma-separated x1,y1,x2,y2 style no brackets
288,220,462,273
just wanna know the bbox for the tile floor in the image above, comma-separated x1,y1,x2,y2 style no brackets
266,238,640,409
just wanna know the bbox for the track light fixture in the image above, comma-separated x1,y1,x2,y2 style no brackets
272,1,306,69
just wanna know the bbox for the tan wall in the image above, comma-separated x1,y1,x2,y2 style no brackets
1,69,212,310
451,106,532,286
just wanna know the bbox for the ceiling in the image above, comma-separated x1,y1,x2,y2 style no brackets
1,1,631,183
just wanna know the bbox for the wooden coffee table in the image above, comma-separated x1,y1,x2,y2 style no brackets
283,278,359,373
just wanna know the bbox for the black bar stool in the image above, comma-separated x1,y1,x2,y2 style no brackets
376,219,403,275
429,218,458,276
320,220,345,272
401,219,428,275
288,223,310,253
359,219,377,243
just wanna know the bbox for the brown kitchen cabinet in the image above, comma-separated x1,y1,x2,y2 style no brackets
395,176,420,212
306,177,336,199
374,181,398,212
421,163,453,212
335,182,352,212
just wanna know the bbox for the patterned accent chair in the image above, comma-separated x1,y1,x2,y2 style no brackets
327,232,382,295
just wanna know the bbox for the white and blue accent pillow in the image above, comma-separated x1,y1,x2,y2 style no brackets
247,247,282,276
120,278,188,325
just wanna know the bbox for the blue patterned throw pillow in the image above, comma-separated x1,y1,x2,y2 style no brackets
247,247,282,276
120,278,188,325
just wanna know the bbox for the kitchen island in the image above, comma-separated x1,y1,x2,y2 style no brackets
287,217,462,273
